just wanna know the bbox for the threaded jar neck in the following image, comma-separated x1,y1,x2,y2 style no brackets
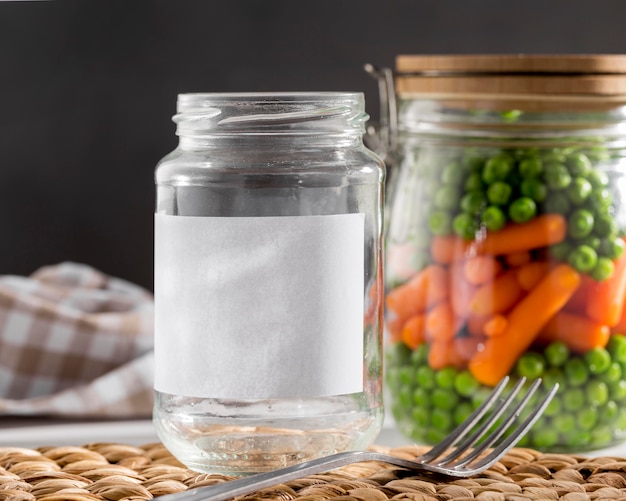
174,92,369,147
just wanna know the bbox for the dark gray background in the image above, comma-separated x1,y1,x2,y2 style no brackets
2,0,626,290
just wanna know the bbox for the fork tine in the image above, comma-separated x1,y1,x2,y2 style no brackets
444,378,542,468
418,376,510,463
429,377,530,467
464,382,560,474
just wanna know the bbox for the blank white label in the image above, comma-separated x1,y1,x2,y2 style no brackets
154,213,365,399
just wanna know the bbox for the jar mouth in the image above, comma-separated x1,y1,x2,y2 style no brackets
173,92,369,136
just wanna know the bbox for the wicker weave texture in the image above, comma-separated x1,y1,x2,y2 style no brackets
1,443,626,500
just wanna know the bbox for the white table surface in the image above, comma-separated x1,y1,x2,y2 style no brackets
2,416,626,458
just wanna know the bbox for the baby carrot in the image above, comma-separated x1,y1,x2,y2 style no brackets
430,235,471,264
385,264,448,322
467,313,506,337
505,251,533,268
467,314,490,337
428,339,466,370
463,255,503,285
536,311,610,353
585,249,626,326
400,314,427,350
469,264,581,386
564,274,595,313
425,301,457,342
449,261,476,318
476,214,567,256
469,270,525,317
515,261,552,291
454,335,483,361
483,314,508,337
611,300,626,334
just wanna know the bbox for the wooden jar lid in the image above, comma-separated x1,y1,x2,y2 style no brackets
394,55,626,108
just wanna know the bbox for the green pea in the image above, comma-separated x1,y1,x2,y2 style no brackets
578,235,601,250
471,386,494,410
566,177,593,205
461,191,487,214
586,146,611,164
398,366,415,386
441,161,464,185
599,237,625,260
544,162,572,190
508,197,537,223
412,387,430,407
610,379,626,401
544,341,569,367
586,380,609,406
453,213,478,240
516,352,545,379
566,152,592,176
453,402,474,426
591,425,614,447
482,155,513,184
541,150,567,163
519,156,543,178
428,211,453,236
531,428,559,449
542,367,563,391
465,172,484,192
500,110,522,122
585,347,612,374
542,192,571,215
590,257,615,282
593,214,618,239
563,387,586,410
587,169,609,188
567,245,598,273
431,387,458,410
397,386,413,408
617,408,626,429
415,366,436,389
565,358,589,386
543,397,561,417
434,185,459,211
568,209,595,239
520,178,548,202
411,343,430,364
424,427,449,444
604,362,623,384
565,430,591,448
430,408,453,432
608,335,626,362
578,407,598,430
586,188,612,211
454,370,479,397
435,367,457,389
601,400,619,424
549,241,572,261
486,181,512,206
463,153,485,173
411,406,430,427
553,413,576,433
482,205,507,232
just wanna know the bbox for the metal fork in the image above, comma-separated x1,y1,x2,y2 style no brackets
158,377,558,501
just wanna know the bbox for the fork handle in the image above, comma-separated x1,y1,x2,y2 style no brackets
157,451,397,501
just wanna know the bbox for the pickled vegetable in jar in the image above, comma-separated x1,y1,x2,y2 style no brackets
382,54,626,451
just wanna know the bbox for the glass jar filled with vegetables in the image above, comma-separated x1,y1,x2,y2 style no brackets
381,55,626,452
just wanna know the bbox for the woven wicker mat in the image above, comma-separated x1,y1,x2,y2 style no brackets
1,443,626,501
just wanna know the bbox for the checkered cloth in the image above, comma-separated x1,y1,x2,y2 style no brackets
0,262,154,417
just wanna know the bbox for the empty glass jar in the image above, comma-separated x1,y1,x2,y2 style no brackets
153,92,385,474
